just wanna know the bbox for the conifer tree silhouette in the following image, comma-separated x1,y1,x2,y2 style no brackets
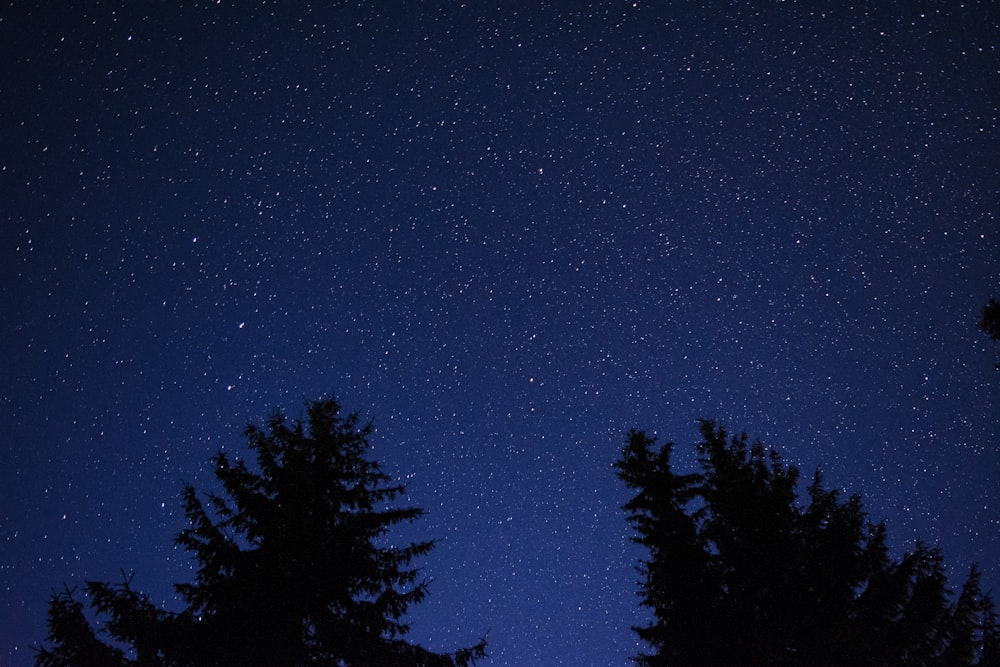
36,398,486,667
616,420,998,666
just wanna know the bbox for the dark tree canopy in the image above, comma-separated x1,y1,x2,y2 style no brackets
980,298,1000,368
616,420,999,667
980,298,1000,342
36,398,486,667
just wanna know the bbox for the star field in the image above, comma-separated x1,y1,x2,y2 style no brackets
2,3,998,665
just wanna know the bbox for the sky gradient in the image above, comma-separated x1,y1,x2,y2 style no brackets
3,2,999,665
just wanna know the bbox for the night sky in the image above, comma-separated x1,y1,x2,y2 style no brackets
3,2,999,665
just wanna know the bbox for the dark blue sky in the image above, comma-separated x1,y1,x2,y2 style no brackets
3,2,998,665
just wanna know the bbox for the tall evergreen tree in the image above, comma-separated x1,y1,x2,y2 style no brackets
36,398,486,666
616,419,997,666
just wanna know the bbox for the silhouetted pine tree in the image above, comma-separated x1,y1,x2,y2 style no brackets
616,419,998,667
36,398,486,667
35,586,128,667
